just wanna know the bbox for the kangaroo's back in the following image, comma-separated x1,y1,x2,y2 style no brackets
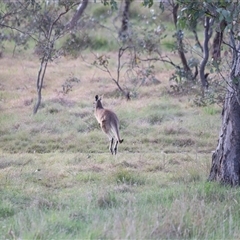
94,95,123,154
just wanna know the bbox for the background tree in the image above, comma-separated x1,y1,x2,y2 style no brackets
140,0,207,93
33,0,89,114
0,0,88,114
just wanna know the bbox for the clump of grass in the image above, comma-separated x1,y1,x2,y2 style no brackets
113,168,145,185
198,182,233,203
172,138,195,147
141,102,184,126
202,106,221,115
170,162,205,184
31,197,60,210
0,204,15,218
164,126,189,135
146,162,168,172
97,191,117,209
148,113,164,125
76,172,101,183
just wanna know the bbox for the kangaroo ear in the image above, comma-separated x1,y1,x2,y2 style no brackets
95,95,99,101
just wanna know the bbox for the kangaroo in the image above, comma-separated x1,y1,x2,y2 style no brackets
94,95,123,155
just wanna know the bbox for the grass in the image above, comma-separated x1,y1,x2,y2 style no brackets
0,53,229,239
1,149,240,239
0,67,224,239
0,5,236,239
1,151,240,239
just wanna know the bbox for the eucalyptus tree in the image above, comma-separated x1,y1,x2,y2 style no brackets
33,0,88,114
207,2,240,186
173,0,240,186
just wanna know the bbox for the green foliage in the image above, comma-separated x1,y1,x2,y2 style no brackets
92,5,111,18
142,0,154,8
62,33,90,57
217,8,232,23
91,36,109,50
101,0,118,10
62,32,116,56
129,7,140,19
161,40,176,51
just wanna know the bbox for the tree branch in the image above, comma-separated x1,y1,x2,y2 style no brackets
65,0,88,31
212,19,227,62
199,17,214,91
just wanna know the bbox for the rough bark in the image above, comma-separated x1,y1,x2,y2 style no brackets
118,0,131,40
208,90,240,186
212,20,227,62
208,39,240,186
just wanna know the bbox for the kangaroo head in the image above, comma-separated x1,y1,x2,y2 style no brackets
95,95,103,109
95,95,100,101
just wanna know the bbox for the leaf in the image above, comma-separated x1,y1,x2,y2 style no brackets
142,0,153,8
177,17,187,30
110,0,118,10
159,2,164,12
222,9,232,23
101,0,109,6
216,8,232,23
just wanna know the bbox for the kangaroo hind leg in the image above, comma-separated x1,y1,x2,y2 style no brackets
109,138,114,154
113,140,119,155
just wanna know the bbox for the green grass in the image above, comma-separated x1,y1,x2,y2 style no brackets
0,55,227,238
1,152,240,239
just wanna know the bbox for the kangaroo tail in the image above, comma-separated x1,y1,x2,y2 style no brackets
119,139,124,143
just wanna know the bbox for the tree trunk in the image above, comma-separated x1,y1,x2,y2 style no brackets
208,40,240,186
208,90,240,186
118,0,131,41
172,3,192,79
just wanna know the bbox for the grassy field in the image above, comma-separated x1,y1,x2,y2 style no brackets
1,4,240,239
1,52,240,239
